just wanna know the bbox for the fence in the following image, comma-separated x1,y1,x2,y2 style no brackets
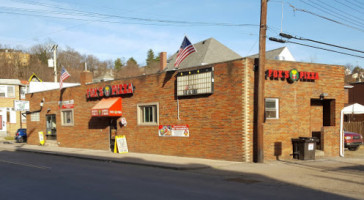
344,122,364,137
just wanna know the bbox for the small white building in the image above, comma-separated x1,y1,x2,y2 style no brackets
248,46,296,62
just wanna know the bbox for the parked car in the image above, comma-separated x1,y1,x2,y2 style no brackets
14,128,27,143
344,131,363,151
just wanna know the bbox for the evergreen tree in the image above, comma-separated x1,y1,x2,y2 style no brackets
114,58,123,70
127,57,137,66
146,49,155,67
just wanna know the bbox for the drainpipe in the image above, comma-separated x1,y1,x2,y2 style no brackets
339,110,344,157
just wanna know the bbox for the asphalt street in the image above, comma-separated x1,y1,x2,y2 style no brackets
0,150,358,200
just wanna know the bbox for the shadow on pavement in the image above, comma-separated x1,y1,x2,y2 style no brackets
0,146,360,200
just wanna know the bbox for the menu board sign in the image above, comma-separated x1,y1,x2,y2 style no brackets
159,125,189,137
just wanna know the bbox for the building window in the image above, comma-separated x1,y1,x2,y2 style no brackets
265,98,279,119
30,112,40,122
7,86,15,98
20,86,26,99
0,85,15,98
61,109,74,126
137,103,159,126
7,109,16,124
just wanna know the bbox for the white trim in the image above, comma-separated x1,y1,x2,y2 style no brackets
137,102,159,126
265,98,279,119
61,109,74,126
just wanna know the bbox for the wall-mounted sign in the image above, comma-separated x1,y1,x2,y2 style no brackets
86,83,133,99
266,69,319,82
120,117,127,126
177,67,214,97
159,125,189,137
59,100,74,109
14,100,29,111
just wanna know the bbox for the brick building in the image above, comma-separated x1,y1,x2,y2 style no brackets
25,55,345,162
0,79,28,137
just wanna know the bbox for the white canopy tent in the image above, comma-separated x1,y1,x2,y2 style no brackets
340,103,364,157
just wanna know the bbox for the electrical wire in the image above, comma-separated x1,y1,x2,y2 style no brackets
334,0,363,14
288,4,364,33
2,1,257,27
279,33,364,54
299,0,364,28
309,0,364,27
269,37,364,59
288,41,364,59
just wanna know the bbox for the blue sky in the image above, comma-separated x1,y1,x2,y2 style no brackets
0,0,363,67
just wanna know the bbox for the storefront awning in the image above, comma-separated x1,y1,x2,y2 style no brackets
91,97,122,117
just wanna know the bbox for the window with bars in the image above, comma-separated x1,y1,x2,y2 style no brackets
265,98,279,119
61,109,74,126
137,103,159,126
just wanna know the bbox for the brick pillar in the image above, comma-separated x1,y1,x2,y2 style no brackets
80,71,93,85
160,52,167,71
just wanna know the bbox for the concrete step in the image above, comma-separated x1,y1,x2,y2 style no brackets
45,140,58,147
315,150,325,157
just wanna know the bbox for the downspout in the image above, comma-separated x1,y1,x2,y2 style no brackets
339,110,344,157
243,59,250,162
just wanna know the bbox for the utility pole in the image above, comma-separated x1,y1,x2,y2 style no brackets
257,0,267,163
52,45,58,83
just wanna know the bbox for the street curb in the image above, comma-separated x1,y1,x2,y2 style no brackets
0,145,211,171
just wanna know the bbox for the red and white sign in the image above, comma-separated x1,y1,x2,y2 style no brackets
86,83,133,99
267,69,319,81
159,125,189,137
59,100,74,109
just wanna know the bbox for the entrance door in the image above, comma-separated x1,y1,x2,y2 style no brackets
0,109,6,137
109,119,117,151
311,100,323,150
46,114,57,140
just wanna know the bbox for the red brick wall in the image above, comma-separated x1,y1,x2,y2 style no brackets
263,60,345,160
348,83,364,105
26,59,344,162
26,59,250,161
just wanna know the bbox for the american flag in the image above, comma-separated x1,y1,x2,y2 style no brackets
174,36,196,68
60,67,70,90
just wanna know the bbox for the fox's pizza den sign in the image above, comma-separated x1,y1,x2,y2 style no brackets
86,83,133,99
266,69,319,82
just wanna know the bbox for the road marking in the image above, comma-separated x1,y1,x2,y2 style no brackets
0,159,51,170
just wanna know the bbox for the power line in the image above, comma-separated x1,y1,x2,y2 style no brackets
334,0,363,14
298,0,364,28
351,0,364,8
308,0,364,27
288,4,364,33
269,37,364,59
279,33,364,54
344,0,364,12
2,1,257,28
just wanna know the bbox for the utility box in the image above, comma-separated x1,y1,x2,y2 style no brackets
292,137,316,160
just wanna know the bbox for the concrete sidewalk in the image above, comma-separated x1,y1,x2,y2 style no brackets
0,140,242,170
1,140,364,199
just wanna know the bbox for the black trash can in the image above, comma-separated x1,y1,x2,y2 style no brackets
292,137,316,160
